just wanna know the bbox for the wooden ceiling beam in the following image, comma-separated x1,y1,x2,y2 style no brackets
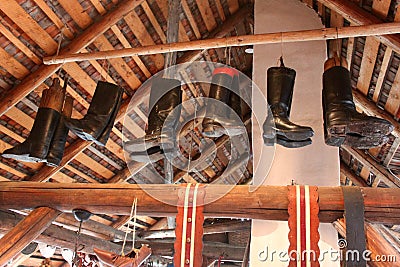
0,0,144,117
0,207,61,266
316,0,400,53
1,182,400,224
43,22,400,64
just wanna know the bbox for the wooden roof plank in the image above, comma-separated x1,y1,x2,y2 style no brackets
182,0,202,39
372,47,392,102
0,0,57,54
0,47,29,80
141,1,167,43
32,0,74,40
108,27,151,78
58,0,92,29
0,22,41,65
226,0,240,14
356,0,390,95
123,10,165,70
92,35,142,89
155,0,189,42
63,63,97,95
75,152,115,179
385,64,400,115
194,0,217,32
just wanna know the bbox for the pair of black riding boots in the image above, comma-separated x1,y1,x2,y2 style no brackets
2,80,123,166
263,61,393,148
125,67,245,163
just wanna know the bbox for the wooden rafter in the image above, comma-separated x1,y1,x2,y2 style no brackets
1,182,400,224
0,207,61,266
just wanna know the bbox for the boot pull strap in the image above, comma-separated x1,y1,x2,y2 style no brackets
279,56,285,67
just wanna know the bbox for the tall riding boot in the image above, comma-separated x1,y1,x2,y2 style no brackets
323,61,393,148
202,67,245,138
46,95,73,167
65,81,123,146
94,245,151,267
2,79,64,162
125,78,182,163
263,63,314,145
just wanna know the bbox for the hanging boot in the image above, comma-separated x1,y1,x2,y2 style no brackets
2,78,64,162
94,245,151,267
65,81,123,146
125,78,182,163
323,58,393,148
263,60,314,146
202,67,246,138
46,94,73,167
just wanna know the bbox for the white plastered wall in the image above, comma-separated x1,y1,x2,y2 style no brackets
250,0,340,266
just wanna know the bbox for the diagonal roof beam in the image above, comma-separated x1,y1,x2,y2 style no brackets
316,0,400,53
25,5,253,183
0,0,145,117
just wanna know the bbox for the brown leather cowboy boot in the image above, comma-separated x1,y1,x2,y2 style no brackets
94,245,151,267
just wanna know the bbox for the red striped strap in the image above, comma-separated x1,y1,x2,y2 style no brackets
174,184,205,267
288,185,320,267
213,67,239,77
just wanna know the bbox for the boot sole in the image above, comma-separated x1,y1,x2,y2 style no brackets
124,135,175,153
263,136,312,148
328,121,393,137
202,124,246,138
274,129,314,141
2,153,46,163
325,133,390,148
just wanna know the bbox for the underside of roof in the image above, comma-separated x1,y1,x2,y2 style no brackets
0,0,399,266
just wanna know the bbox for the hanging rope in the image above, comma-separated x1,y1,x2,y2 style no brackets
121,198,138,256
56,30,65,77
72,220,83,267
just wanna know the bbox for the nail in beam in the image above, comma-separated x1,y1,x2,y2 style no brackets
0,182,399,224
43,22,400,64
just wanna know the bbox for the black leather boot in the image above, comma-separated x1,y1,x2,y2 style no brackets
202,67,245,138
263,64,314,144
2,108,60,162
125,78,182,162
65,81,123,146
323,66,393,147
2,79,64,162
46,95,73,167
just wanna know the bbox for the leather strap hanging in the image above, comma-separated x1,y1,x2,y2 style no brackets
288,185,320,267
174,184,205,267
342,186,366,267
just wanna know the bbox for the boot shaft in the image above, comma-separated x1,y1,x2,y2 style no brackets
87,81,123,118
147,78,182,134
267,66,296,111
322,66,355,107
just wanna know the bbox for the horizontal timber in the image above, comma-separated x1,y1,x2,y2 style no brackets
43,22,400,64
0,182,399,224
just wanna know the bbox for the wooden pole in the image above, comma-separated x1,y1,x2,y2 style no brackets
0,182,400,224
0,207,61,267
43,22,400,65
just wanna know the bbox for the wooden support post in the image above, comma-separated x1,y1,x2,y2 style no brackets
43,22,400,64
0,207,61,266
0,183,400,224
